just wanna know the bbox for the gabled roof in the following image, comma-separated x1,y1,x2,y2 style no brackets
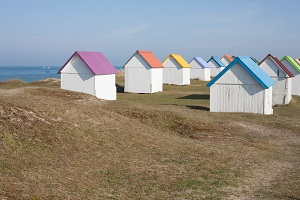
162,54,191,68
294,58,300,66
280,55,300,72
207,56,275,89
190,57,210,68
58,51,117,75
207,56,226,67
259,54,294,77
251,57,260,64
222,54,233,62
134,50,163,68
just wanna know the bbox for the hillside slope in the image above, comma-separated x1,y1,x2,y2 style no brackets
0,79,299,199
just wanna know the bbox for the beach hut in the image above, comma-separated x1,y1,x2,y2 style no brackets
259,54,294,105
220,54,233,66
162,54,191,85
207,56,275,115
124,50,163,93
189,57,211,81
280,56,300,96
207,56,226,77
58,51,118,100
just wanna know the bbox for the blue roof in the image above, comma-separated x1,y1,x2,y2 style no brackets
190,57,210,68
206,56,275,89
207,56,226,67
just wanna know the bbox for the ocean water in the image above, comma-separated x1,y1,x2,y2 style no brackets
0,66,123,83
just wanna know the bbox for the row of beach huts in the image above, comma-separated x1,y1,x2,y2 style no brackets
57,50,300,115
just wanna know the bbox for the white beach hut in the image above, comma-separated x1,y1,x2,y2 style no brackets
124,50,163,93
58,51,118,100
259,54,294,105
280,55,300,96
207,56,275,115
207,56,226,77
220,54,233,66
189,57,211,81
162,54,191,85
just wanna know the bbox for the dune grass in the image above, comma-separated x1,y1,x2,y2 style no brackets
0,78,299,199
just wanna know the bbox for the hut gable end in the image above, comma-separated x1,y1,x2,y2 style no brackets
60,55,93,74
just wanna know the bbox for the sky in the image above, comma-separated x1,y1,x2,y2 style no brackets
0,0,299,66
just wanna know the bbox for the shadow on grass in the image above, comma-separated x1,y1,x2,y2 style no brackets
116,84,124,93
177,94,210,100
185,105,209,111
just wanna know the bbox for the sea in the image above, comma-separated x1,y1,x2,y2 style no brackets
0,66,123,83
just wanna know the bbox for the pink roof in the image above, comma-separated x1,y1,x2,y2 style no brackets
58,51,118,75
259,54,294,77
295,58,300,66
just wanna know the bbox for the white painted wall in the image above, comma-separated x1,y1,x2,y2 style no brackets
163,57,190,85
95,74,116,100
61,55,96,96
281,60,300,96
151,68,163,92
189,60,211,81
124,54,162,93
208,60,222,77
60,55,116,100
210,63,273,115
260,58,292,105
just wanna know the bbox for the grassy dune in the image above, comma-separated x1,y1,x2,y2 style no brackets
0,77,299,199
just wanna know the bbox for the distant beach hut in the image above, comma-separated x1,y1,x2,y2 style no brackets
220,54,233,66
295,58,300,66
207,56,275,115
58,51,118,100
162,54,191,85
259,54,294,105
207,56,226,77
251,57,260,64
124,50,163,93
189,57,211,81
280,55,300,96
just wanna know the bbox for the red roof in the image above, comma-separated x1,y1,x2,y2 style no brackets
58,51,118,75
259,54,294,77
136,50,163,68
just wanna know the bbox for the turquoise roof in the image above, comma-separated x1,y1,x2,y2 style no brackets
190,57,210,68
207,56,225,67
207,56,275,89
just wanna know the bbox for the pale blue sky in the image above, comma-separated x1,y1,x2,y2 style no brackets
0,0,299,66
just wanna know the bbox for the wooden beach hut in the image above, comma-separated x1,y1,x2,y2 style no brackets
162,54,191,85
58,51,118,100
280,56,300,96
207,56,226,77
259,54,294,105
189,57,211,81
220,54,233,66
207,56,275,115
124,50,163,93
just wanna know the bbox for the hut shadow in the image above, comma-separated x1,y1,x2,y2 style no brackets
177,94,210,100
185,105,209,111
116,84,124,93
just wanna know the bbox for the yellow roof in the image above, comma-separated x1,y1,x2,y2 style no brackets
162,54,191,68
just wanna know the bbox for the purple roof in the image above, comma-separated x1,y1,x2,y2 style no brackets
58,51,118,75
190,57,210,68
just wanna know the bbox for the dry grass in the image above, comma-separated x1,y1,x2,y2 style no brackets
0,78,299,199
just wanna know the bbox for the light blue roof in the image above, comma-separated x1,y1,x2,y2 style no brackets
207,56,275,89
207,56,226,67
190,57,210,68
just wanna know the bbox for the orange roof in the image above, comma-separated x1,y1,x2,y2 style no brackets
137,50,163,68
224,54,233,62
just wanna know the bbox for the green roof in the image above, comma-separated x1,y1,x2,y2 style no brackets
280,55,300,72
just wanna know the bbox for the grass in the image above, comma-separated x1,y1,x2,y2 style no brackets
0,77,299,199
